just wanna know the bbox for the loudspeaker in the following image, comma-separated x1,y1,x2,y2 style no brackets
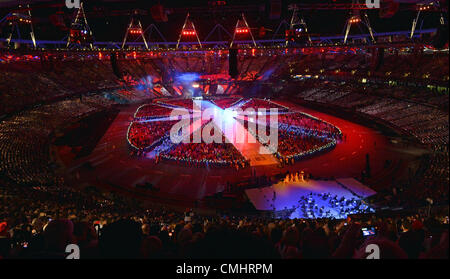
228,48,238,79
209,83,218,95
432,24,449,49
110,53,123,78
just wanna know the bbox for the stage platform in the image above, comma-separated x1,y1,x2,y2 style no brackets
245,178,376,219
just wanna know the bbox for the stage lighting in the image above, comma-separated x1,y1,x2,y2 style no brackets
182,31,196,36
230,14,256,47
349,17,361,24
418,5,431,11
235,28,249,34
129,28,143,35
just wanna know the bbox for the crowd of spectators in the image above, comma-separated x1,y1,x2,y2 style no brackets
241,113,340,164
134,104,174,119
288,78,448,208
0,179,448,259
275,128,335,161
1,49,447,117
159,141,249,169
292,79,448,152
0,95,116,186
0,58,119,116
157,99,196,110
128,120,178,150
158,126,249,169
239,98,288,112
289,51,448,87
372,151,449,209
211,97,242,109
278,112,342,139
0,49,448,259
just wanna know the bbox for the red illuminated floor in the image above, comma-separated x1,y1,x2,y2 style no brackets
58,100,421,205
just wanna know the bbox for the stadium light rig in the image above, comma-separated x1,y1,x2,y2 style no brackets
343,1,375,44
176,13,202,49
66,2,94,50
122,10,148,50
230,13,257,48
410,2,440,39
182,31,197,35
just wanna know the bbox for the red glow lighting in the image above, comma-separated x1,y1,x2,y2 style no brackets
129,29,142,35
19,18,32,24
7,15,32,24
182,31,196,36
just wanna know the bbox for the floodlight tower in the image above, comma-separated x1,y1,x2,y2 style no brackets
230,13,257,48
66,2,94,49
343,0,375,44
176,13,202,49
2,4,36,48
122,10,148,50
286,6,312,46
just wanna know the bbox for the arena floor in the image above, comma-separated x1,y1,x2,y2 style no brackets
57,99,422,208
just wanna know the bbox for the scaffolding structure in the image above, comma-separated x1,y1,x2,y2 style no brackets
176,13,202,49
122,11,149,50
66,2,94,49
230,13,256,48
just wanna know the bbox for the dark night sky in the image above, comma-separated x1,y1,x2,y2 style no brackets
0,0,446,42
